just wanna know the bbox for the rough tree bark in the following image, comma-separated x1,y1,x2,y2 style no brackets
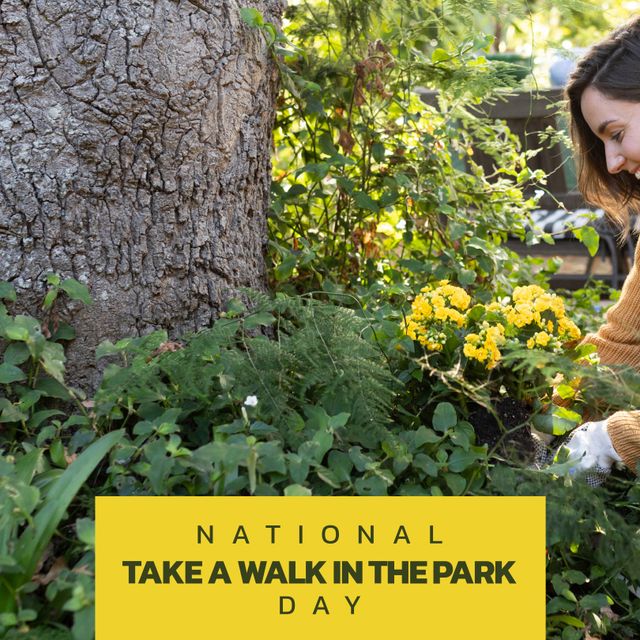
0,0,283,387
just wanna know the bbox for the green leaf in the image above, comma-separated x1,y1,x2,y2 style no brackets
447,448,480,472
284,484,312,496
354,476,388,496
72,605,94,640
240,6,264,28
412,453,438,477
563,570,588,585
9,430,123,597
318,132,337,156
300,162,330,179
42,288,58,311
546,614,584,628
546,596,578,614
60,279,92,305
0,363,26,384
0,403,28,424
0,282,16,302
244,311,276,330
17,390,44,411
555,384,576,400
432,402,457,432
3,342,30,366
552,575,577,602
444,473,466,495
250,421,278,436
579,593,611,610
225,298,247,317
14,449,44,485
274,254,297,281
287,454,310,484
34,377,71,400
144,438,174,495
299,429,333,465
573,226,599,257
371,142,385,162
431,48,450,62
353,190,379,212
28,410,64,430
532,406,581,436
335,177,355,194
327,451,353,484
458,268,476,286
76,518,95,547
49,439,68,469
3,324,29,342
95,341,122,360
348,447,375,472
50,321,76,341
327,412,350,429
40,341,66,383
450,421,475,450
413,426,442,447
0,612,17,627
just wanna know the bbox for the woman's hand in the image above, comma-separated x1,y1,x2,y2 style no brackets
561,420,622,479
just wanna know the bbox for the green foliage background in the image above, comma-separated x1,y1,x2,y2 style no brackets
2,1,640,638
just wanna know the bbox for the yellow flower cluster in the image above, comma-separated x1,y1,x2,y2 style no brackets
405,281,471,350
502,285,581,347
405,281,581,368
463,322,505,369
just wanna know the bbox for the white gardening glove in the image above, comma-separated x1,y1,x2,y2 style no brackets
560,419,622,485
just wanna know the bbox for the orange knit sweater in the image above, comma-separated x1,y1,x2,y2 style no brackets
580,239,640,473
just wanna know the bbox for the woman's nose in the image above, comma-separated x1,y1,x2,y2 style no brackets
606,150,625,174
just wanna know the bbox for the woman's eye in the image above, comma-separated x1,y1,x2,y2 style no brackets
612,131,623,142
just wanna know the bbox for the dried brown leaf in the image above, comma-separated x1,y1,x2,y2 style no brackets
338,129,355,156
33,557,66,586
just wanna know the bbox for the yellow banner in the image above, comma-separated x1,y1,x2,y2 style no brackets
96,496,545,639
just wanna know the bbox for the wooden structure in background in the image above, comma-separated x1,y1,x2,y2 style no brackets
419,89,636,290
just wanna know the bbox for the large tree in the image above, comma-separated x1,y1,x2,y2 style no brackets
0,0,282,387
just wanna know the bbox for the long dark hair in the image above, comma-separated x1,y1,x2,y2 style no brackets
566,17,640,231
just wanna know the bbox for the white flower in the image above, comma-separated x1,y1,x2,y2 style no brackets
395,219,407,230
244,395,258,407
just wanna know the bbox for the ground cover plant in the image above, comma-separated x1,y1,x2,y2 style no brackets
2,1,640,639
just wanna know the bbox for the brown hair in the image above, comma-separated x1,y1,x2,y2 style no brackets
566,17,640,232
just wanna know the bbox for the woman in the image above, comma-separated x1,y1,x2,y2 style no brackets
561,16,640,477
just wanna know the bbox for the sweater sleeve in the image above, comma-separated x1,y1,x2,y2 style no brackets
579,240,640,473
579,239,640,368
607,411,640,474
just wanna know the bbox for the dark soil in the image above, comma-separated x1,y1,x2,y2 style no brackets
468,397,538,464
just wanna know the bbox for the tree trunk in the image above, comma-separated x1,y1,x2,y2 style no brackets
0,0,282,388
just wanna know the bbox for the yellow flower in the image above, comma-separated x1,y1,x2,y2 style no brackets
448,308,466,328
418,335,443,351
486,301,505,314
405,320,419,340
513,285,545,303
439,285,471,310
411,296,433,320
464,323,504,368
434,306,448,321
558,317,581,341
463,343,477,358
535,331,551,347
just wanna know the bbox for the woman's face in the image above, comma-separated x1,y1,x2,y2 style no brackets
581,86,640,177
